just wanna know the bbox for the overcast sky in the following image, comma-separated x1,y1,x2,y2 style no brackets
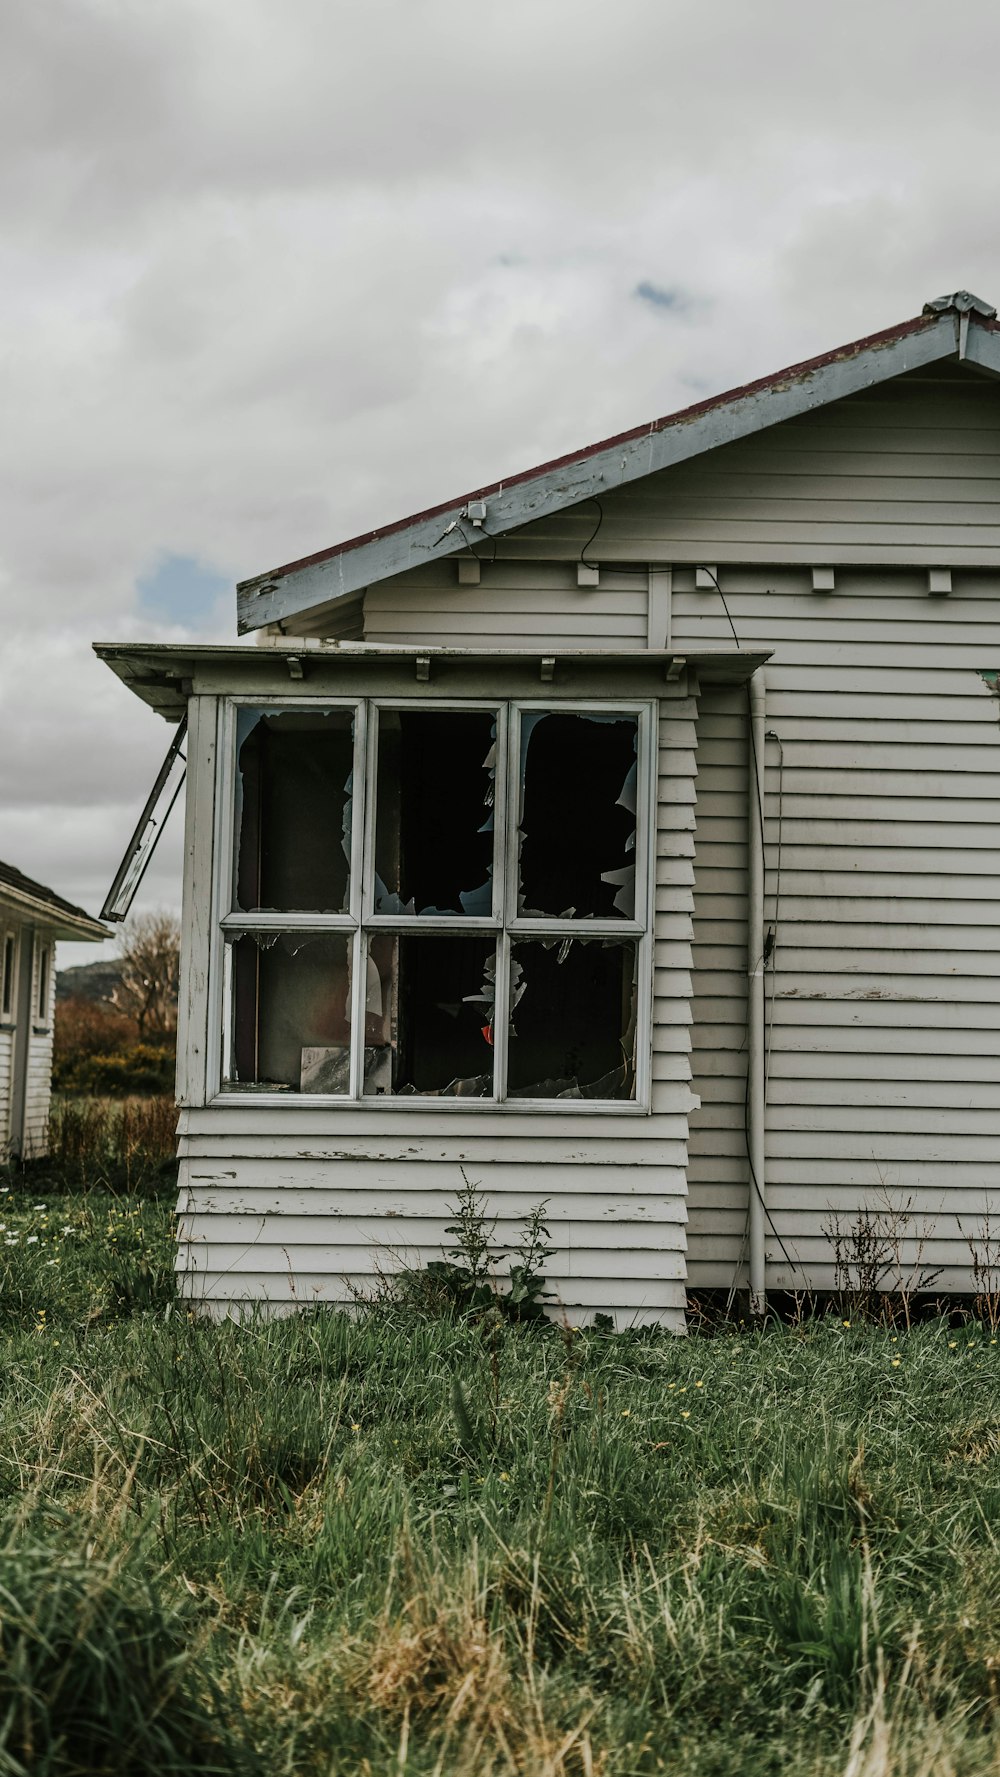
4,0,999,966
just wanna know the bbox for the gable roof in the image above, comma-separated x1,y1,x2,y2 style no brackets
236,291,1000,636
0,859,108,943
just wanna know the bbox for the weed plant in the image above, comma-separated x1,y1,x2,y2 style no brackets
5,1094,178,1199
2,1187,1000,1773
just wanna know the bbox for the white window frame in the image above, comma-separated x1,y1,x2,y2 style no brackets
33,938,52,1030
0,928,17,1025
214,694,656,1113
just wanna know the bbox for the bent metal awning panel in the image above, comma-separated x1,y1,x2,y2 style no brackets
101,717,187,923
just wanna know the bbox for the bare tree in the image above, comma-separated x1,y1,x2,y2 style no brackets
113,911,181,1043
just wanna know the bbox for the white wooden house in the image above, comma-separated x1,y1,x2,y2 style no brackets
98,290,1000,1325
0,862,107,1158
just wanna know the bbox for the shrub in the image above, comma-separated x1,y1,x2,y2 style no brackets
53,994,138,1067
55,1044,175,1098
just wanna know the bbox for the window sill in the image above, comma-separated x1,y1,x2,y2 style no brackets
210,1089,651,1116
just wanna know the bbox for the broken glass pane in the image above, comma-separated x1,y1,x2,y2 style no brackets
235,709,355,913
517,711,638,919
364,933,497,1097
229,932,353,1093
506,938,638,1100
373,710,496,917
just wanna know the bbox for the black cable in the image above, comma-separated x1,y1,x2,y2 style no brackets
580,497,604,568
458,514,498,564
698,564,741,650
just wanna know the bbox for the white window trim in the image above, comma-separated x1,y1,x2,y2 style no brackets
33,937,53,1031
0,927,18,1026
211,694,657,1114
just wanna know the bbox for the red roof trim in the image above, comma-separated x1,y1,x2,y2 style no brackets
248,308,945,587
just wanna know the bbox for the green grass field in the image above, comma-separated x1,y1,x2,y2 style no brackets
2,1169,1000,1775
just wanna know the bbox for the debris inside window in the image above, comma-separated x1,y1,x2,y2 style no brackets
230,932,353,1092
506,938,638,1100
374,710,496,916
517,712,637,918
364,933,496,1096
235,709,355,913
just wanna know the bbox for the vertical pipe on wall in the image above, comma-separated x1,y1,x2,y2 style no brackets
747,669,767,1316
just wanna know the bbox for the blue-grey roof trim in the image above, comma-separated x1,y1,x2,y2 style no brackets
237,302,1000,635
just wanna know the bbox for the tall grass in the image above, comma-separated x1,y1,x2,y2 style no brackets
3,1188,1000,1773
11,1094,179,1196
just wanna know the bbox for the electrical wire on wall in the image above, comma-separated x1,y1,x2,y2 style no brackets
763,729,785,1093
697,567,806,1303
457,513,498,563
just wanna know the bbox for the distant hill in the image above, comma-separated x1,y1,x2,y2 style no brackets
56,958,125,1005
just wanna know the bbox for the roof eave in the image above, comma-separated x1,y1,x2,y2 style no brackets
0,880,109,943
95,639,769,719
236,306,991,635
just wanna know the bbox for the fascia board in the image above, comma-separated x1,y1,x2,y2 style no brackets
0,883,108,943
236,312,958,635
959,325,1000,379
95,640,770,714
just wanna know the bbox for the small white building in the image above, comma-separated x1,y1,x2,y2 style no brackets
99,291,1000,1324
0,862,107,1158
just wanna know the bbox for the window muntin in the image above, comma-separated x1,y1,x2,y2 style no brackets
222,698,650,1105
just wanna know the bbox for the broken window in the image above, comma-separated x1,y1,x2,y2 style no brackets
235,708,355,912
373,709,496,917
364,933,496,1097
101,718,187,923
507,939,638,1101
517,711,637,919
230,932,353,1093
222,697,650,1105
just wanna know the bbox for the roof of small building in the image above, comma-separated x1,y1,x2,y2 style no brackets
93,640,770,721
0,858,108,942
236,291,1000,636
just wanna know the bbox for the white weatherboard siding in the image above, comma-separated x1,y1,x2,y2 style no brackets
501,365,1000,569
676,566,1000,1293
361,563,649,649
175,678,699,1328
0,1028,11,1152
23,941,55,1157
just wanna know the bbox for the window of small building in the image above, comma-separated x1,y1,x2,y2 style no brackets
35,941,51,1026
1,932,16,1021
221,699,651,1105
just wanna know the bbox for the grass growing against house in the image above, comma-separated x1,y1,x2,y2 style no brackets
2,1182,1000,1773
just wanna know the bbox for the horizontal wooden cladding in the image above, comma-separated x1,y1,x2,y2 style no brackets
178,1130,691,1165
179,1234,687,1282
180,1271,688,1315
363,566,648,649
770,999,1000,1032
180,1158,689,1205
533,374,1000,564
181,1191,687,1229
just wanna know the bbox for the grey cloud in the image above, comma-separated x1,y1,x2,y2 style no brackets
4,0,1000,922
